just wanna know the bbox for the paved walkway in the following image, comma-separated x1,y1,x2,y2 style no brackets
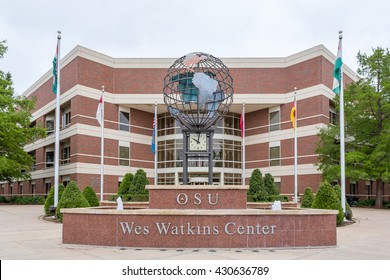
0,205,389,260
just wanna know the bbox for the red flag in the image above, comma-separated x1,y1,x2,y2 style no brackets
240,112,245,137
96,93,103,126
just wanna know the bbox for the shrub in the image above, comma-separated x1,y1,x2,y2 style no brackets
301,187,314,208
82,185,100,207
122,194,149,202
357,199,375,207
56,181,90,222
10,196,45,205
44,184,65,215
0,196,9,203
132,169,149,194
248,169,263,195
267,195,289,202
333,185,353,220
118,173,134,196
312,181,344,226
264,173,279,196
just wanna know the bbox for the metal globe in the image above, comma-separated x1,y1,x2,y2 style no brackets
163,52,233,131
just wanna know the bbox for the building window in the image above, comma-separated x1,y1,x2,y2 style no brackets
46,119,54,135
45,181,51,194
269,110,280,132
19,184,23,195
269,145,280,166
119,146,130,166
62,146,70,165
30,183,36,195
119,111,130,131
62,109,71,128
329,104,338,125
46,151,54,168
350,182,357,195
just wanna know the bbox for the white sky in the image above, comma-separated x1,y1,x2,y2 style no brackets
1,0,390,95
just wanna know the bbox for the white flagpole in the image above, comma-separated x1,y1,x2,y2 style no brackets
242,103,246,186
154,101,158,186
293,88,298,203
338,31,346,214
100,86,105,202
54,31,61,207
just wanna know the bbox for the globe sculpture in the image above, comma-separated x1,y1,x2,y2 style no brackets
163,52,234,131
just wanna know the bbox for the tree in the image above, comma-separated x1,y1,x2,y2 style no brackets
316,47,390,208
0,40,46,182
132,169,149,194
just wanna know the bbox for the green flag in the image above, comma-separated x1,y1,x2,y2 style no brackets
332,39,342,94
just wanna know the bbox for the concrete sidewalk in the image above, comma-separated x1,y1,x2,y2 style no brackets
0,205,389,260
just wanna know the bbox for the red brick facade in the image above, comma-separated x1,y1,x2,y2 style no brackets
1,45,387,202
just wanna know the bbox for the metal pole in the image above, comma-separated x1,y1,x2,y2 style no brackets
338,31,346,214
54,31,61,207
100,86,105,202
154,101,158,186
208,131,213,185
293,88,298,203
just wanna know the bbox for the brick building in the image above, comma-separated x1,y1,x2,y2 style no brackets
2,44,386,201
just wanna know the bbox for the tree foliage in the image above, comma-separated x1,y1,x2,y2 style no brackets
264,173,279,196
0,40,46,182
316,47,390,208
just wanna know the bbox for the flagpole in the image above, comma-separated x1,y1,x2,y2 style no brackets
242,103,246,186
100,86,105,202
54,31,61,207
338,31,346,214
154,101,158,186
293,88,298,203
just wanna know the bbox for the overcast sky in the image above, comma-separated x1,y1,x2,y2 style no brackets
1,0,390,95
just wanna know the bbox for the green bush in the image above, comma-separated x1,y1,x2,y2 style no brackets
332,185,353,220
383,201,390,209
118,173,134,196
44,184,65,215
267,195,289,202
10,196,45,205
0,196,9,203
301,187,314,208
312,181,344,226
357,199,375,207
82,185,100,207
248,169,263,195
264,173,279,196
56,181,90,222
132,169,149,194
122,194,149,202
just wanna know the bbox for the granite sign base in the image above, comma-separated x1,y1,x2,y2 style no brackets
61,185,338,248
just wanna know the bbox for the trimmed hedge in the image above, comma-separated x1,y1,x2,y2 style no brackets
10,196,45,205
82,185,100,207
301,187,314,208
56,181,90,222
312,181,344,226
